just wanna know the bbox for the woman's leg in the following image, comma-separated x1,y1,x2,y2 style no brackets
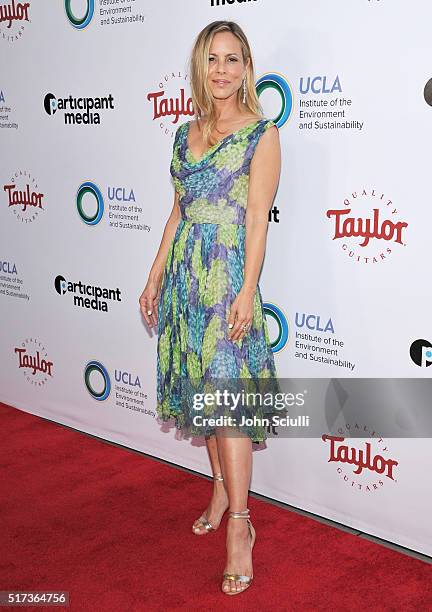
206,433,223,475
193,434,229,534
216,428,254,594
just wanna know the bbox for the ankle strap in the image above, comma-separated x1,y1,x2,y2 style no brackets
229,509,250,519
213,472,224,481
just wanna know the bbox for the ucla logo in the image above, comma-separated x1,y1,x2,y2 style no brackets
299,76,342,95
115,370,141,387
108,187,136,202
1,260,17,274
295,313,335,334
65,0,94,29
84,360,111,401
256,73,293,127
76,181,104,225
263,302,289,352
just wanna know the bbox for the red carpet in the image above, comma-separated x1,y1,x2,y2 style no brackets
0,402,431,611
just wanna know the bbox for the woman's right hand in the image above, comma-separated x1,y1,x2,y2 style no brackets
139,278,161,328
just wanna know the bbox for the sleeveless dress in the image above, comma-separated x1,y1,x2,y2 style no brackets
156,118,281,443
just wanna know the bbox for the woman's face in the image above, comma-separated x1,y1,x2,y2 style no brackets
206,31,248,101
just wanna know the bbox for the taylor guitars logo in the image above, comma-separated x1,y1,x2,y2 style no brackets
3,170,45,223
322,429,399,493
146,70,193,137
326,188,408,263
15,338,54,387
0,0,31,42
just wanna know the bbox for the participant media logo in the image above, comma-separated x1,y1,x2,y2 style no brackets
44,92,115,125
326,188,408,263
268,205,280,223
0,0,31,42
3,170,45,223
211,0,258,5
409,339,432,368
14,338,54,386
54,274,122,312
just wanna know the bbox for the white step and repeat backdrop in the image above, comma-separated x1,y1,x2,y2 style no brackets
1,1,431,556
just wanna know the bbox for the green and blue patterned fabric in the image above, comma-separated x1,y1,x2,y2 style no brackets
156,118,280,443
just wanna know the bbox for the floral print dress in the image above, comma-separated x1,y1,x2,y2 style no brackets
156,118,280,443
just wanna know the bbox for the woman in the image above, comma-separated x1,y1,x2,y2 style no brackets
139,20,281,595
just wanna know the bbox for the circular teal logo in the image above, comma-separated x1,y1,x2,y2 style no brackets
263,302,289,352
256,73,293,127
65,0,94,29
84,360,111,400
76,181,104,225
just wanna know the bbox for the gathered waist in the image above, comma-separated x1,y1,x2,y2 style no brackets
179,200,245,226
180,218,245,226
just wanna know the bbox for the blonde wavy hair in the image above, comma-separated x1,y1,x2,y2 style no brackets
189,20,264,148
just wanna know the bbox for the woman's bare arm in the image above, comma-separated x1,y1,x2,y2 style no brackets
139,190,182,327
228,125,281,340
243,125,281,291
148,190,182,284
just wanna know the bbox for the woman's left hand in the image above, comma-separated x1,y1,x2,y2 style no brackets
227,286,255,341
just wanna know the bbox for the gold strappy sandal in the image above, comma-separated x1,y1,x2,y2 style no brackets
222,508,256,595
192,472,227,535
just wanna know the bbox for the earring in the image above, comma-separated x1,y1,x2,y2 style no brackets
242,77,246,104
